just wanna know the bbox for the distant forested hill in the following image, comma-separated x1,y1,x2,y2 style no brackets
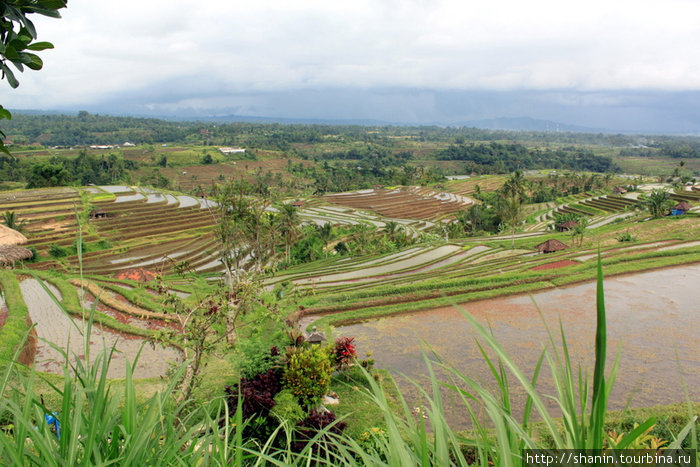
437,142,619,173
2,112,699,162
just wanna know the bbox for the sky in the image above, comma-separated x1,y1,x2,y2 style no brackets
2,0,700,132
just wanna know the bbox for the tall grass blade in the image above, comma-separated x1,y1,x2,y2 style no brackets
590,249,608,448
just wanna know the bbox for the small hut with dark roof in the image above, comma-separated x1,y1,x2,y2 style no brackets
556,220,579,232
534,239,570,254
613,186,627,195
671,201,693,215
306,326,327,346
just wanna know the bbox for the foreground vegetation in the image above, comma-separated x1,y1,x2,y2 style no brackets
1,260,697,465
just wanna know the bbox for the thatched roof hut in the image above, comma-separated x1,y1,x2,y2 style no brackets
556,220,579,232
0,245,33,266
0,225,28,246
672,201,693,212
534,239,570,254
613,186,627,194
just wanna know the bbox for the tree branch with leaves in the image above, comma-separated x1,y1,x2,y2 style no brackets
0,0,67,154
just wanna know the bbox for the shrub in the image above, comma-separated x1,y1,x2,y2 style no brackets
283,346,333,406
237,342,283,380
225,369,283,421
270,389,305,424
294,409,347,453
616,231,637,242
48,244,68,258
333,336,356,371
26,246,38,263
73,238,86,255
97,239,112,250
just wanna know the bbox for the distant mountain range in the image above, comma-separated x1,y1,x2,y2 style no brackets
11,88,700,135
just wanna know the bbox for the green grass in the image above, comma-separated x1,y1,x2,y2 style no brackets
0,271,30,371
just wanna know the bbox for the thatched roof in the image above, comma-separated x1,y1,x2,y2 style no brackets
534,239,570,253
556,220,579,231
0,225,28,246
672,201,693,211
0,245,33,265
613,186,627,194
114,267,156,282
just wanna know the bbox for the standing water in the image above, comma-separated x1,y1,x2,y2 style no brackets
20,279,181,379
337,264,700,426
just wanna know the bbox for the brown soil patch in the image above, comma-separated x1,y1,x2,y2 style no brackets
531,260,579,271
17,315,37,366
114,268,156,282
324,188,472,220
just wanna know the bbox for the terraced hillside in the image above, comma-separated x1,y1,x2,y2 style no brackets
0,186,223,276
281,216,700,329
323,186,474,220
0,184,698,381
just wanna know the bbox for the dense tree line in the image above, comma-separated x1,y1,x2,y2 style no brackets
5,112,698,151
287,159,444,193
619,139,700,159
5,150,132,188
2,113,192,146
2,114,394,148
437,142,618,173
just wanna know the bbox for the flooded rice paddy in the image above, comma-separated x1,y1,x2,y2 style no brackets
338,264,700,426
20,278,181,379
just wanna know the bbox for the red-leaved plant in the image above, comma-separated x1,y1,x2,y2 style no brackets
333,336,357,370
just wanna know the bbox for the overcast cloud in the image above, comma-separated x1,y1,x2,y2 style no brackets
1,0,699,129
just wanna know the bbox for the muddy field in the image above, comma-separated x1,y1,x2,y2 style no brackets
338,264,700,427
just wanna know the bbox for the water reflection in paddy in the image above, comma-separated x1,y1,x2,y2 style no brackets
338,264,700,427
20,279,181,379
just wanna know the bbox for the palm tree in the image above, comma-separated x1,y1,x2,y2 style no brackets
497,195,523,249
383,221,399,241
499,171,528,249
316,222,334,257
277,203,300,262
643,189,673,218
570,217,589,247
352,224,372,255
501,170,528,203
3,210,25,232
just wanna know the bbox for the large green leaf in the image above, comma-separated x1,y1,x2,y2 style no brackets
0,106,11,120
26,41,54,51
0,63,20,88
18,52,43,70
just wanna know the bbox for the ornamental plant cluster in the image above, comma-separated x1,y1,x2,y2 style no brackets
225,334,357,447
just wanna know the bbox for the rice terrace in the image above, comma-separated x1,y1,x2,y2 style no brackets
1,116,699,463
